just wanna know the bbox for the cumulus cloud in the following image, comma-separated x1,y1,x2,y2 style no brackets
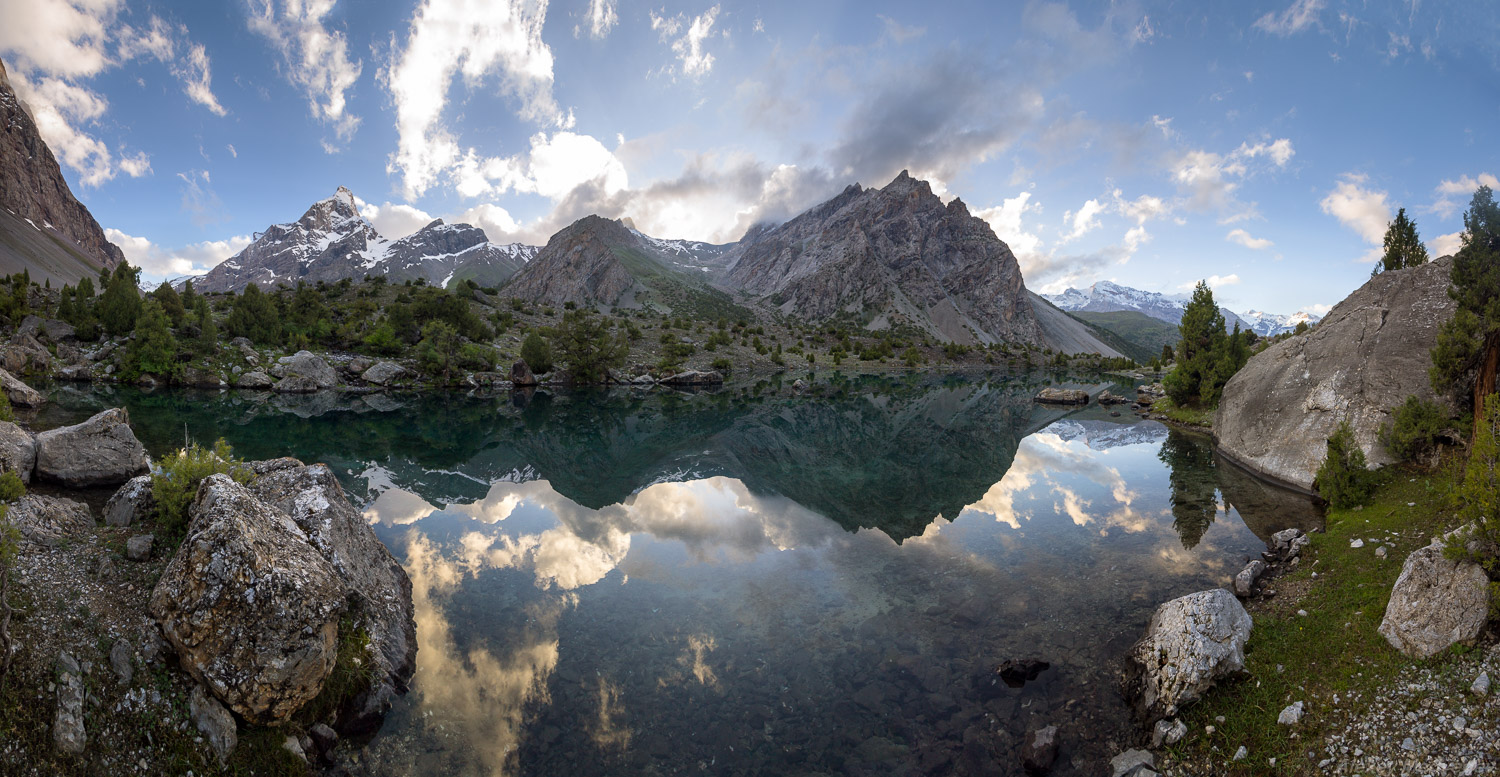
1429,173,1499,220
651,5,722,79
1180,274,1240,290
105,227,251,279
384,0,571,199
1169,137,1294,221
1303,303,1334,316
1429,230,1463,258
574,0,618,39
356,199,435,239
0,1,224,186
1254,0,1324,36
1320,173,1390,261
975,191,1041,260
248,0,364,143
1060,198,1105,244
1225,228,1273,250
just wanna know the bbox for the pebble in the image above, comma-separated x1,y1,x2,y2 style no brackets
1278,701,1305,725
1401,737,1416,751
1376,546,1388,559
1472,672,1490,696
1297,609,1308,617
1232,745,1247,761
1350,539,1365,548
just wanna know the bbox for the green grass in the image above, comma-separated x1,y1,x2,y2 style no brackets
1071,310,1180,364
1154,397,1215,428
1165,457,1467,774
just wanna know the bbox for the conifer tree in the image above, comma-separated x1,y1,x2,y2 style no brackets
122,298,179,381
99,262,142,336
225,284,281,345
1373,208,1429,276
1431,185,1500,438
152,281,187,328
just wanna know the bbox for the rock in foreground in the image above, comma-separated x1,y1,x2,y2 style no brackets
1126,588,1252,723
150,475,346,724
34,408,149,487
1378,541,1490,659
1213,257,1456,490
0,367,43,407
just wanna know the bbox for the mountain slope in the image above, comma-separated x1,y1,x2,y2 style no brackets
194,188,537,292
1069,310,1180,363
0,56,119,284
721,171,1042,346
1027,294,1124,358
501,215,750,319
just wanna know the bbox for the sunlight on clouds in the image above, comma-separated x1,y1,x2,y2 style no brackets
574,0,618,40
1060,198,1104,244
104,227,251,278
1320,173,1390,261
651,5,722,79
247,0,362,142
976,190,1041,260
1225,228,1273,250
1429,231,1462,259
1430,173,1498,220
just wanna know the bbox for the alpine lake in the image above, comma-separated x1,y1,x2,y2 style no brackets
33,371,1321,777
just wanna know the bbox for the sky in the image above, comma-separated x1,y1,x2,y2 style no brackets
0,0,1496,317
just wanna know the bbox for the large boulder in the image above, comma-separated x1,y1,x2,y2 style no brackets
18,315,76,343
248,458,417,733
1126,588,1252,723
362,361,406,387
104,474,154,527
236,370,274,389
1214,258,1456,491
272,351,339,390
0,367,44,408
0,332,51,375
8,495,93,545
510,360,538,387
149,475,347,724
34,408,149,487
0,420,35,482
1035,387,1089,405
1378,541,1490,659
660,369,724,386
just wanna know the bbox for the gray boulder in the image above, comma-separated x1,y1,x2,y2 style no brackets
0,420,35,483
1126,588,1252,723
660,369,724,386
190,684,237,762
104,474,154,527
18,315,76,343
8,495,93,545
0,367,43,408
125,533,154,562
110,639,135,685
0,332,51,375
510,360,538,387
149,475,346,724
1034,387,1089,405
236,370,274,389
180,365,224,388
362,361,407,387
1270,528,1310,559
272,350,339,389
249,458,417,733
1378,540,1490,659
1214,257,1457,490
1233,559,1266,597
35,408,149,487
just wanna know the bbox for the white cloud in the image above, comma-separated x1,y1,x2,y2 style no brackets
1226,228,1274,250
976,191,1041,259
1303,303,1333,316
1254,0,1324,36
1112,190,1170,226
1429,230,1463,258
117,150,152,178
1429,173,1499,220
0,0,118,78
356,199,435,240
574,0,618,39
105,227,251,280
651,5,721,79
878,15,925,44
248,0,363,143
226,143,237,159
172,42,225,116
1180,274,1241,290
447,130,629,202
1169,137,1294,220
455,203,522,241
1320,173,1390,261
1123,225,1151,253
384,0,570,199
1060,198,1104,244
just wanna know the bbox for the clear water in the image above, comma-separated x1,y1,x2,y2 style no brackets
34,374,1321,776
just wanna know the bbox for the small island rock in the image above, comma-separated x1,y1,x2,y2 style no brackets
34,408,149,488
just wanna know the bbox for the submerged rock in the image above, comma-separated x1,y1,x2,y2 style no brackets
150,475,346,724
34,408,149,487
1021,724,1058,774
1034,387,1089,405
1214,257,1457,491
1126,588,1252,723
1378,541,1489,659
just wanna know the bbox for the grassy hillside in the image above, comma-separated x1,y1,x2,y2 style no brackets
1070,310,1179,364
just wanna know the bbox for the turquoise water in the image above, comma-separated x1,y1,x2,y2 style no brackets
35,375,1320,776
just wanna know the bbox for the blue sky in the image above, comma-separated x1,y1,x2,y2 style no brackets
1,0,1496,317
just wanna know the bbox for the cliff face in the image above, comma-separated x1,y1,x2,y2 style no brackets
1213,257,1457,491
0,57,123,281
721,171,1043,345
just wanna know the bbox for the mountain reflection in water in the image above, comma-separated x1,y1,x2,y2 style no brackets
33,376,1321,776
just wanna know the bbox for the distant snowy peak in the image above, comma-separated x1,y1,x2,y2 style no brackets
1043,280,1317,336
624,224,735,272
193,190,540,292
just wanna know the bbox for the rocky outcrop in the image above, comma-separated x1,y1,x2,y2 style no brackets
511,360,538,387
272,351,340,393
0,420,35,482
1214,258,1457,491
0,56,124,278
0,333,50,377
17,315,75,343
9,494,93,545
723,172,1044,346
150,475,346,724
1126,588,1252,723
660,369,723,386
248,458,417,733
1034,388,1089,405
361,361,406,387
34,408,149,487
1378,541,1490,659
501,215,649,307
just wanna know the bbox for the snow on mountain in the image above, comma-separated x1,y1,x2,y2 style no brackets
1043,280,1318,336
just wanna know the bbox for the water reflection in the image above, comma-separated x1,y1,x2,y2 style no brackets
35,378,1322,775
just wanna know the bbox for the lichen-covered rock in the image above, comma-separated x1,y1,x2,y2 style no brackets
272,350,339,389
35,408,149,487
249,458,417,733
1214,257,1457,490
0,420,35,483
1126,588,1252,723
104,474,154,527
1378,541,1490,659
236,370,273,389
1034,387,1089,405
0,367,44,407
149,475,346,724
9,494,93,545
362,361,406,387
1233,559,1266,598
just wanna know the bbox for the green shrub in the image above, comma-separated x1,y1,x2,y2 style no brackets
457,343,497,372
152,439,253,542
0,471,24,502
1316,420,1380,509
520,332,554,374
0,391,12,423
361,321,402,356
710,357,732,377
1380,395,1450,463
1457,396,1500,557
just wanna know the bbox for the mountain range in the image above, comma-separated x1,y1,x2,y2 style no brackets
1043,280,1320,337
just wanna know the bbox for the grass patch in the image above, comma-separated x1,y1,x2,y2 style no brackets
295,614,379,728
1165,456,1467,774
1154,397,1215,428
